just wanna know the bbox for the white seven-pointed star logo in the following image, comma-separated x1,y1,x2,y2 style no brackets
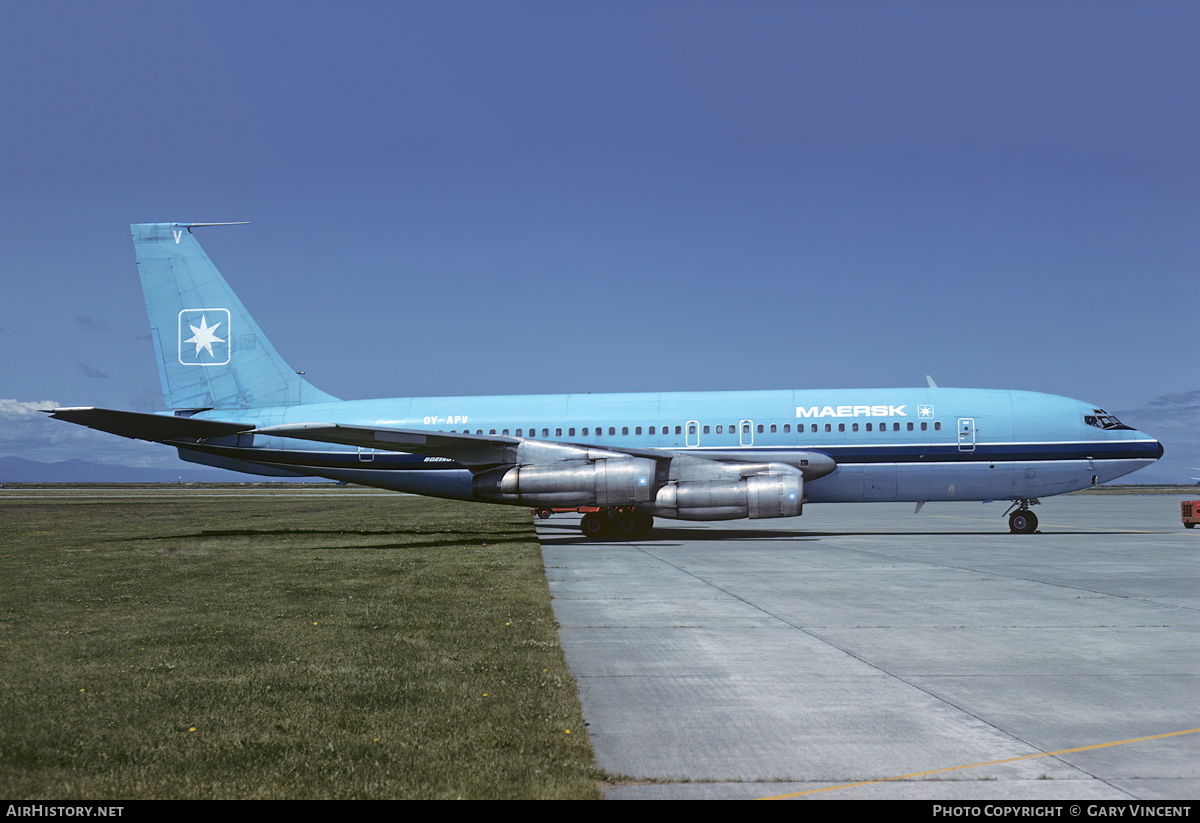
184,315,225,357
178,308,231,365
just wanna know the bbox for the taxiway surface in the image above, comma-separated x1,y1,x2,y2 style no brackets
537,494,1200,800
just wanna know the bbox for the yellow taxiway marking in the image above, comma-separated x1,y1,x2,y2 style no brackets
758,727,1200,799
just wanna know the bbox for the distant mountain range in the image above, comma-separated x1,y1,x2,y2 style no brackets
0,456,326,484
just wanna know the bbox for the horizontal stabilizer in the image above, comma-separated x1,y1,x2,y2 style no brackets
44,407,254,442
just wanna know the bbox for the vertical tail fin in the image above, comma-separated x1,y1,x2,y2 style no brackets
132,222,339,410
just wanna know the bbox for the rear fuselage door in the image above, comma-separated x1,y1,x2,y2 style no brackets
686,420,700,447
957,418,976,453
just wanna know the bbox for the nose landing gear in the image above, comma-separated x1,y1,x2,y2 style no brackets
1005,499,1041,534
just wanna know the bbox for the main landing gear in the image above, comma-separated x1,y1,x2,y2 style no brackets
1005,499,1041,534
580,507,654,539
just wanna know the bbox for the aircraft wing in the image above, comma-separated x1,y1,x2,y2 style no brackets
253,422,837,483
253,422,676,470
44,407,255,442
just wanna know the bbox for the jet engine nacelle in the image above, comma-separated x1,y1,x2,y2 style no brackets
648,464,803,521
472,456,657,507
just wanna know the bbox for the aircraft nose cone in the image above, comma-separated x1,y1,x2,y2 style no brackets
1156,440,1165,460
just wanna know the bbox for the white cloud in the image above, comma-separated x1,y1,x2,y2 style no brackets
0,398,60,416
0,398,179,468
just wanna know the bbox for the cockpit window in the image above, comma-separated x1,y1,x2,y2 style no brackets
1084,409,1133,431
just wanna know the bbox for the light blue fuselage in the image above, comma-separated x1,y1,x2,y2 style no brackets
181,386,1161,505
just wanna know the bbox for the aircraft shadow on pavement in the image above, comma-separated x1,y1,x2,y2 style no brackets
536,522,817,543
534,521,1135,542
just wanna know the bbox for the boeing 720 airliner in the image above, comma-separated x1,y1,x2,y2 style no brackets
47,223,1163,536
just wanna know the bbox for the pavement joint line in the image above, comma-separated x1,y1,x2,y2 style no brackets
756,727,1200,800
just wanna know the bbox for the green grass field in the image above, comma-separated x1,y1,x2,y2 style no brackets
0,489,603,799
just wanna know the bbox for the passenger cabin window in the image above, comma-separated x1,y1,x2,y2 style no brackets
608,427,616,436
824,423,831,432
934,422,941,431
769,424,777,433
703,425,710,434
716,425,723,434
675,425,682,435
649,426,656,435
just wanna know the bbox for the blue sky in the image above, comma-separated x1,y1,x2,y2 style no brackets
1,1,1196,480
